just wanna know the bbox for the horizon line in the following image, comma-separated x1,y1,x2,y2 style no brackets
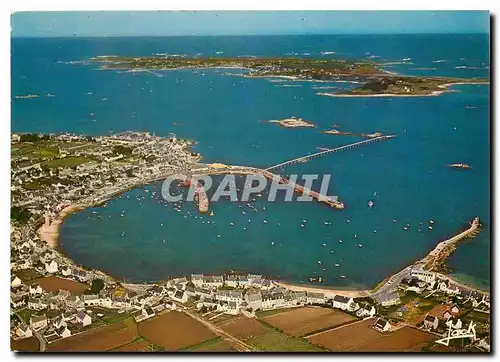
11,32,489,39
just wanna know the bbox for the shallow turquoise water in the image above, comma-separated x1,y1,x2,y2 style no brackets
12,35,490,288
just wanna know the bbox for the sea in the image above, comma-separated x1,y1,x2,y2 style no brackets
11,34,490,288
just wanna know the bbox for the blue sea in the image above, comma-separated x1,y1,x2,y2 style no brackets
11,34,490,288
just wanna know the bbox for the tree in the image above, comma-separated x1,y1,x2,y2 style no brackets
88,278,105,294
11,206,32,224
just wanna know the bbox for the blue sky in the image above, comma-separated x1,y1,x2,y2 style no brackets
11,11,489,37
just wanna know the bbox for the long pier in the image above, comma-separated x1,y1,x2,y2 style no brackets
419,217,480,271
265,135,396,172
178,136,396,211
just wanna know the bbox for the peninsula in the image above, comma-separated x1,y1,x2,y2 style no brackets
90,55,488,96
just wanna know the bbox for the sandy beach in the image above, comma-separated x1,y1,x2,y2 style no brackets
38,204,82,248
276,282,370,298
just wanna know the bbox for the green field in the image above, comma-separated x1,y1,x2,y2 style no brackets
248,329,325,352
43,156,91,169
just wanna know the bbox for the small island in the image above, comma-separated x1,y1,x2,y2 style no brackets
322,129,384,138
15,94,39,99
449,163,471,169
89,55,488,97
267,117,316,128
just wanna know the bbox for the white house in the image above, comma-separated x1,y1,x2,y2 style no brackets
15,324,32,339
61,266,72,277
191,274,204,288
11,275,22,288
82,294,100,306
28,298,48,311
76,310,92,327
45,260,58,274
171,289,189,304
30,314,48,330
29,284,43,296
56,326,72,339
357,304,376,318
306,292,326,305
217,301,240,315
261,291,286,310
379,292,401,307
216,290,243,304
411,269,436,285
245,290,262,310
423,315,439,330
332,295,353,310
373,317,391,332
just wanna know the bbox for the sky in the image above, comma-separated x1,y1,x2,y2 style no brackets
11,11,490,37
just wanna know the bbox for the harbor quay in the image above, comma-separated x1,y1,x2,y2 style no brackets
161,165,344,213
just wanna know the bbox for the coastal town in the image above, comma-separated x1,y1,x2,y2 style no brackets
10,132,490,352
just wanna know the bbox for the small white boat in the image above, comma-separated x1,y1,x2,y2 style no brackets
340,274,346,279
322,243,327,247
335,263,340,267
358,244,363,248
430,220,435,224
354,234,357,239
339,239,343,243
263,220,268,224
429,226,433,230
373,230,377,233
271,241,275,246
317,260,322,265
230,222,234,226
368,200,374,208
121,232,125,237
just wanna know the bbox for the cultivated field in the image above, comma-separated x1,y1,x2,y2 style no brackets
11,337,39,352
48,317,139,351
138,311,216,351
218,315,323,352
218,316,268,340
353,327,436,352
308,319,381,351
182,338,237,352
28,276,89,295
308,319,435,352
261,307,356,337
110,339,153,352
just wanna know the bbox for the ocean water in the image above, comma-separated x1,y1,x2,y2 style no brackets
11,34,490,288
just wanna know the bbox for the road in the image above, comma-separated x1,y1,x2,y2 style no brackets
370,266,412,303
181,307,258,352
14,311,47,352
